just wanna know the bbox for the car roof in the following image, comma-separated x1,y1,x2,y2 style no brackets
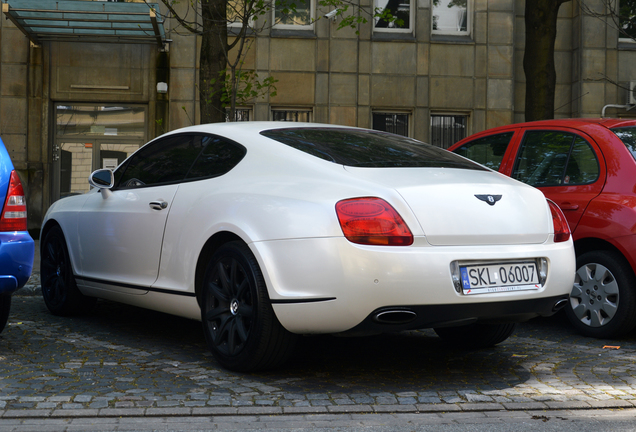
471,118,636,133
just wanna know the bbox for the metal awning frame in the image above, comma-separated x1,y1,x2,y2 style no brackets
2,1,166,48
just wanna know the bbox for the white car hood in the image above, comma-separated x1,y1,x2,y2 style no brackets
344,166,550,246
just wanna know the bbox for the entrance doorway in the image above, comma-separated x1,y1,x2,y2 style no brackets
53,104,146,200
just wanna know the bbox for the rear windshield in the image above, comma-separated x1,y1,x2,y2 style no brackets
612,127,636,161
260,128,487,170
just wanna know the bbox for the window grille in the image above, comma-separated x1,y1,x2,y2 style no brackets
431,115,467,149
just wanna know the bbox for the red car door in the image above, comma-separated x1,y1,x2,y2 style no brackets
506,127,605,233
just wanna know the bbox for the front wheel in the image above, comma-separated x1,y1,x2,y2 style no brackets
0,294,10,333
434,322,516,348
41,225,96,316
565,250,636,338
201,241,298,371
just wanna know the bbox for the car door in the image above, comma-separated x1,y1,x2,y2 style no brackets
76,134,209,292
509,129,605,233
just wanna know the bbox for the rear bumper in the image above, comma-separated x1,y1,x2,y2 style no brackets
343,294,569,335
0,232,34,295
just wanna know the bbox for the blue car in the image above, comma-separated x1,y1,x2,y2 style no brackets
0,139,34,333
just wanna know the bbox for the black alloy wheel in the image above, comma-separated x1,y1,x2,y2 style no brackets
0,294,10,333
40,225,95,316
566,250,636,338
201,241,297,371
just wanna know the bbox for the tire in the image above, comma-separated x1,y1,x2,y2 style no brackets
434,322,516,348
565,250,636,338
0,294,10,334
41,225,96,316
201,241,298,371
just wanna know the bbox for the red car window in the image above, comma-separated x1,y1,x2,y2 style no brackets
512,130,599,187
451,132,514,171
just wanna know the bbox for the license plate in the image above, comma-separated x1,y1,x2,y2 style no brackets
460,262,541,295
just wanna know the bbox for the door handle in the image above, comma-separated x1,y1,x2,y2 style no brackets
149,201,168,210
559,202,579,211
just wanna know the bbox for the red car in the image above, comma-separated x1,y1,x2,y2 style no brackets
449,119,636,339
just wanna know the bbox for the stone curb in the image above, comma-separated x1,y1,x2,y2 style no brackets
2,400,636,419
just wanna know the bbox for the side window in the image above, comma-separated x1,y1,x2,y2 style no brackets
565,137,599,185
186,136,247,180
512,131,599,187
452,132,513,171
116,134,206,188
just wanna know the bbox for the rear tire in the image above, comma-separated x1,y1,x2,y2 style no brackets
565,250,636,338
201,241,298,371
0,294,10,333
41,225,96,316
434,322,516,348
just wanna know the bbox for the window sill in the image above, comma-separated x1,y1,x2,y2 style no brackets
372,31,416,42
431,34,474,44
270,29,317,39
618,40,636,50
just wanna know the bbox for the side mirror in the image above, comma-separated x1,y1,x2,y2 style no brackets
89,169,114,189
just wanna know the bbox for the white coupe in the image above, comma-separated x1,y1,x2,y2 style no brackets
40,122,575,371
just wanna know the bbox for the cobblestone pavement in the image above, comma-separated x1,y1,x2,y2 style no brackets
3,272,636,422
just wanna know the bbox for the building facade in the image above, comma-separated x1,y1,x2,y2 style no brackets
1,0,635,233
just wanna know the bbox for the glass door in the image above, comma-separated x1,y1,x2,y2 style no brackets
53,104,147,201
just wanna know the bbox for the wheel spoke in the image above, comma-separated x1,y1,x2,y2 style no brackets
205,305,227,322
571,302,589,321
208,279,230,303
237,303,253,318
235,278,249,301
215,262,232,299
214,315,232,344
229,259,241,298
227,319,238,354
235,317,249,343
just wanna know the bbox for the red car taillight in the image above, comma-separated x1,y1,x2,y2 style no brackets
0,170,27,232
547,199,570,243
335,197,413,246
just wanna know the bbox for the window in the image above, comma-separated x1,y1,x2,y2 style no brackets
260,127,487,170
613,126,636,160
225,108,251,122
273,0,313,29
115,134,245,189
272,109,312,122
185,137,247,180
512,131,599,187
374,0,413,32
431,114,468,148
619,0,636,41
228,0,245,27
452,132,514,171
372,112,410,137
432,0,470,36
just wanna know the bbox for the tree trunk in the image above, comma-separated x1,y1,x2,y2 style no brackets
200,0,228,124
524,0,570,122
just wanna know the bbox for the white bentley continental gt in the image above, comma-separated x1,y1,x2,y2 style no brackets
40,122,575,371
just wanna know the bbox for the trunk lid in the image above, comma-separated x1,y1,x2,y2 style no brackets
344,167,550,246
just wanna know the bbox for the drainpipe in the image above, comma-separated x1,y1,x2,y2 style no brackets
601,104,635,118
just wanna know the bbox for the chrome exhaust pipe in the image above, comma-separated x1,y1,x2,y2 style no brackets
373,310,417,325
553,298,568,312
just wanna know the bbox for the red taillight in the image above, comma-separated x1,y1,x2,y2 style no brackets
547,199,570,243
335,197,413,246
0,170,27,232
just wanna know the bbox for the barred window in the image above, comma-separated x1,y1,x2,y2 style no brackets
225,108,251,122
372,112,410,137
431,114,468,149
272,109,312,122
